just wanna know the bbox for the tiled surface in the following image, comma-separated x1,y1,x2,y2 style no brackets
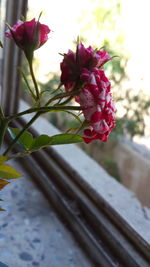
0,161,92,267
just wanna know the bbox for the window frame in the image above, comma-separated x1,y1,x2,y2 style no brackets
1,1,150,266
1,0,27,115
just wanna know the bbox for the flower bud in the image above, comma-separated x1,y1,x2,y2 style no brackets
60,42,112,92
5,18,50,58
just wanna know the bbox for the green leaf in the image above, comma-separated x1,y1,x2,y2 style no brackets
0,41,3,48
30,135,51,151
0,179,10,189
49,134,83,145
0,156,9,163
30,134,83,151
8,128,33,150
0,208,6,212
0,164,22,179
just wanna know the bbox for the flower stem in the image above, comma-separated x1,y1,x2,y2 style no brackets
8,106,82,121
0,105,9,152
0,120,8,152
0,106,4,119
28,59,40,103
45,91,75,106
58,95,74,106
18,67,37,101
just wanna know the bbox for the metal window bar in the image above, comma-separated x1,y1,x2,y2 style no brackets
1,0,28,115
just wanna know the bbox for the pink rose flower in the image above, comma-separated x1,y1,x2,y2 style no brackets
60,42,111,92
5,18,50,52
78,68,115,143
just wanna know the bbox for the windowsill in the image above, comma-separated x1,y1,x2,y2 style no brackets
19,100,150,247
0,158,92,266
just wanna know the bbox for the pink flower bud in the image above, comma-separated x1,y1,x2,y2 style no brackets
5,18,50,53
60,42,115,143
60,42,112,92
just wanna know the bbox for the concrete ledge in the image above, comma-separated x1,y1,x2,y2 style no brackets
19,100,150,247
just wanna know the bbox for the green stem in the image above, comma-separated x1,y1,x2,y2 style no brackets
3,113,40,156
8,106,82,121
0,106,4,119
50,82,85,107
18,67,37,101
45,91,75,106
9,151,31,160
58,95,74,106
0,105,8,152
0,119,9,152
28,60,40,102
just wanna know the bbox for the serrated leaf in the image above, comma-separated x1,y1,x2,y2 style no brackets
0,164,22,179
0,179,10,190
30,134,83,151
8,127,33,150
0,156,9,163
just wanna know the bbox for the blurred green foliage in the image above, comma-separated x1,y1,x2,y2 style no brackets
38,0,150,181
21,0,150,182
79,0,150,140
113,89,150,139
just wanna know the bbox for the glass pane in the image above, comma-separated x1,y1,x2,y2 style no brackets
22,0,150,209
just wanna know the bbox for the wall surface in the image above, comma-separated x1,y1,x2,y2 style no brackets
114,139,150,208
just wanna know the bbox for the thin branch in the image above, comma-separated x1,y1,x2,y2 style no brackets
8,106,82,121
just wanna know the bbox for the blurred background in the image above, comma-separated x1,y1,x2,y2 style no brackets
26,0,150,141
26,0,150,207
